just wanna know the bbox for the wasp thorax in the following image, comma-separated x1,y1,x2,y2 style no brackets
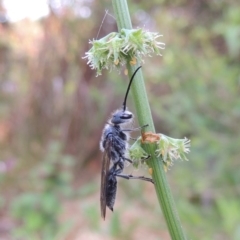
111,109,133,124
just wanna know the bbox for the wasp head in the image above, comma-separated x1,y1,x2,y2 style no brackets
111,108,133,125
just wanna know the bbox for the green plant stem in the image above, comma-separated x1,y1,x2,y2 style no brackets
112,1,187,239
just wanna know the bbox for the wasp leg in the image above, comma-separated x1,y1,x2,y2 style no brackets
123,155,150,164
116,173,154,184
141,155,151,161
122,124,149,132
124,157,133,163
130,137,137,141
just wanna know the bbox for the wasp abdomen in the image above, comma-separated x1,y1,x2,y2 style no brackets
106,168,117,211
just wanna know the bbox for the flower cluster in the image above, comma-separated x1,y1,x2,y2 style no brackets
129,138,149,169
129,132,191,172
155,134,191,171
83,28,165,75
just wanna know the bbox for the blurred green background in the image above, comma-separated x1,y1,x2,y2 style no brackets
0,0,240,239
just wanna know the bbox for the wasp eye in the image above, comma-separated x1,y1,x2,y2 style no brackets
121,113,132,119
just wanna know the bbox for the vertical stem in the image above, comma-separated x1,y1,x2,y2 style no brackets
112,1,187,239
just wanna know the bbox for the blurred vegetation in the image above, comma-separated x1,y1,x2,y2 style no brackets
0,0,239,239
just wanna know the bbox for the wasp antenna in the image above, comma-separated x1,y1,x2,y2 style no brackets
122,66,142,111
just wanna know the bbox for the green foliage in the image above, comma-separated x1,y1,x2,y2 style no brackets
216,198,240,239
11,193,60,240
84,205,100,230
10,141,75,240
110,212,121,237
214,6,240,58
146,2,240,239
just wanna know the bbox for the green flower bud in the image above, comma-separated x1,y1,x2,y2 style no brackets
129,138,149,169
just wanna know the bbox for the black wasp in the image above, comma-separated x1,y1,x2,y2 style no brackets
100,66,154,220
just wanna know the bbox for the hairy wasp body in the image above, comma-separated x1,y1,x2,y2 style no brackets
100,67,153,220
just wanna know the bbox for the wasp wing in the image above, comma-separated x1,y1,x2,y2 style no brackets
100,138,111,220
